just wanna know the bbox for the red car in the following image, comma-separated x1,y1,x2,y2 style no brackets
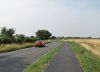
35,40,45,47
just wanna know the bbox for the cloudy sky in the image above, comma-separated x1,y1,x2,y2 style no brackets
0,0,100,37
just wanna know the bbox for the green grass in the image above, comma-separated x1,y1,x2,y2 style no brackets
68,41,100,72
23,43,63,72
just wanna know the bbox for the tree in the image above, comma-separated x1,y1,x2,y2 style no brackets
0,34,13,44
7,28,15,36
35,30,52,40
1,27,7,35
30,36,34,38
1,27,15,36
0,27,15,44
15,34,26,43
50,36,56,39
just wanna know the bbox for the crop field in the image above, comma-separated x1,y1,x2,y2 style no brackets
68,42,100,72
67,39,100,57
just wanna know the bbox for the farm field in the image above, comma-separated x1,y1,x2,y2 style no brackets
67,39,100,57
68,42,100,72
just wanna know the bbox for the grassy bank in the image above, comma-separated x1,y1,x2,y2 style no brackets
0,40,52,53
23,43,63,72
0,43,34,53
68,41,100,72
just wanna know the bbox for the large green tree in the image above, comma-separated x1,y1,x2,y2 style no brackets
1,27,15,36
0,27,15,44
35,30,52,40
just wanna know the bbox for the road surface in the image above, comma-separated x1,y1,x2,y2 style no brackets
45,42,83,72
0,42,60,72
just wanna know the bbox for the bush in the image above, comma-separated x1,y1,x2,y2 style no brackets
15,34,37,43
15,34,26,43
0,35,14,44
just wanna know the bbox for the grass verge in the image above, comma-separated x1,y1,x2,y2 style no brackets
0,40,52,53
68,41,100,72
0,43,34,53
23,43,63,72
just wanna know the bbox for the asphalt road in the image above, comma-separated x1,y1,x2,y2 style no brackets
45,42,84,72
0,42,60,72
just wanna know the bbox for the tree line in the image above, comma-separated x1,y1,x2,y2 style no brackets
0,27,37,44
0,27,52,44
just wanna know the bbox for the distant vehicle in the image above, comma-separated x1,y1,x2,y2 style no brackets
35,40,45,47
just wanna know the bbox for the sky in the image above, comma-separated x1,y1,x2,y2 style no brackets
0,0,100,37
